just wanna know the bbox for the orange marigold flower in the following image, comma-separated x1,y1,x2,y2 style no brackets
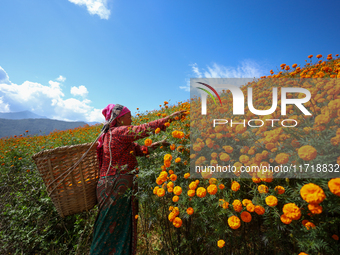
144,138,152,146
232,199,242,212
175,157,181,163
189,181,198,190
305,221,316,230
246,203,255,212
196,187,206,198
275,186,285,194
209,178,217,184
170,174,177,181
283,203,301,220
255,205,265,215
308,55,313,58
219,184,225,190
258,184,268,194
155,128,161,134
300,183,325,204
170,144,176,150
172,196,179,202
265,195,278,207
308,203,322,214
298,145,317,161
173,217,182,228
135,215,139,219
298,253,308,255
217,239,225,248
173,186,182,195
328,178,340,196
153,186,159,194
186,207,194,215
241,211,252,223
316,54,322,59
157,188,165,197
164,154,172,161
228,215,241,229
280,214,292,225
168,212,176,222
275,153,289,164
207,184,218,195
187,190,195,197
231,181,240,192
184,173,190,179
292,63,298,68
332,234,339,241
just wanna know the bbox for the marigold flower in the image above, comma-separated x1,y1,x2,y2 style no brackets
170,144,176,150
241,211,252,222
168,212,176,222
275,153,289,164
196,187,207,198
265,195,278,207
184,173,190,179
228,215,241,229
186,207,194,215
170,174,177,181
172,196,179,202
187,190,195,197
275,186,285,194
164,160,171,168
231,181,240,192
328,178,340,196
283,203,301,220
298,253,308,255
308,203,322,214
300,183,325,204
255,205,265,215
232,199,242,212
157,188,165,197
144,138,152,147
135,215,139,219
316,54,322,59
258,184,268,194
173,186,182,195
173,217,182,228
280,214,292,225
298,145,317,161
164,154,172,161
305,221,316,230
219,184,225,190
308,55,313,58
207,184,218,195
217,240,225,248
246,203,255,212
153,186,159,194
239,155,249,163
175,157,181,163
155,128,161,134
223,145,233,153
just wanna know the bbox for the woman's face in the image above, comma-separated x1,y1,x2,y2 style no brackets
117,112,132,126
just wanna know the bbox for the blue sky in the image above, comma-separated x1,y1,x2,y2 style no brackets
0,0,339,123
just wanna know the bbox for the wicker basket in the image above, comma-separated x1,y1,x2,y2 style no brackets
32,143,99,218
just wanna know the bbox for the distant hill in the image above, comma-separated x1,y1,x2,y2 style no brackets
0,110,47,119
0,118,89,138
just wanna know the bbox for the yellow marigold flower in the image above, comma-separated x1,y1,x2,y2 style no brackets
232,199,242,212
168,187,173,193
144,138,152,146
283,203,301,220
187,190,195,197
305,221,316,230
172,195,179,202
153,186,159,194
242,199,252,206
156,177,163,185
308,203,322,214
265,195,278,207
186,207,194,215
252,178,261,183
219,184,225,190
236,125,247,134
246,203,255,212
275,153,290,164
168,212,176,222
196,187,207,198
231,181,240,192
170,174,177,181
175,157,181,163
328,178,340,196
207,184,218,195
169,206,174,211
172,207,179,216
223,146,233,153
314,114,330,126
255,205,265,215
298,145,317,161
220,153,230,162
332,234,339,241
184,173,190,179
164,122,170,127
155,128,161,134
241,211,252,223
258,184,268,194
167,181,174,188
173,217,182,228
164,154,172,161
280,214,292,225
265,143,275,150
275,186,285,194
228,215,241,230
217,240,225,248
239,155,249,163
222,201,229,209
173,186,182,195
157,188,165,197
300,183,325,204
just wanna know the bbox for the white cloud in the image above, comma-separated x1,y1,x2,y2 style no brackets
56,75,66,82
0,66,10,84
71,85,88,97
0,67,103,122
181,60,266,91
68,0,111,19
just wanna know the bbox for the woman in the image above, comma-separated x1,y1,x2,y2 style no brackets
90,103,185,255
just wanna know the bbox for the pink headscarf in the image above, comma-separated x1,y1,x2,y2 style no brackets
97,104,131,149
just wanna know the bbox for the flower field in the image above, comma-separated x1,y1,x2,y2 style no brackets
1,54,340,254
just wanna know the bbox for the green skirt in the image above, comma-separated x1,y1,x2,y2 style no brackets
90,175,138,255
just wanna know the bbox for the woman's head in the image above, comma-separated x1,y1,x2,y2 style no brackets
102,104,131,126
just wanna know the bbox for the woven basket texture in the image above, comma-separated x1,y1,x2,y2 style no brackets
32,143,99,218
